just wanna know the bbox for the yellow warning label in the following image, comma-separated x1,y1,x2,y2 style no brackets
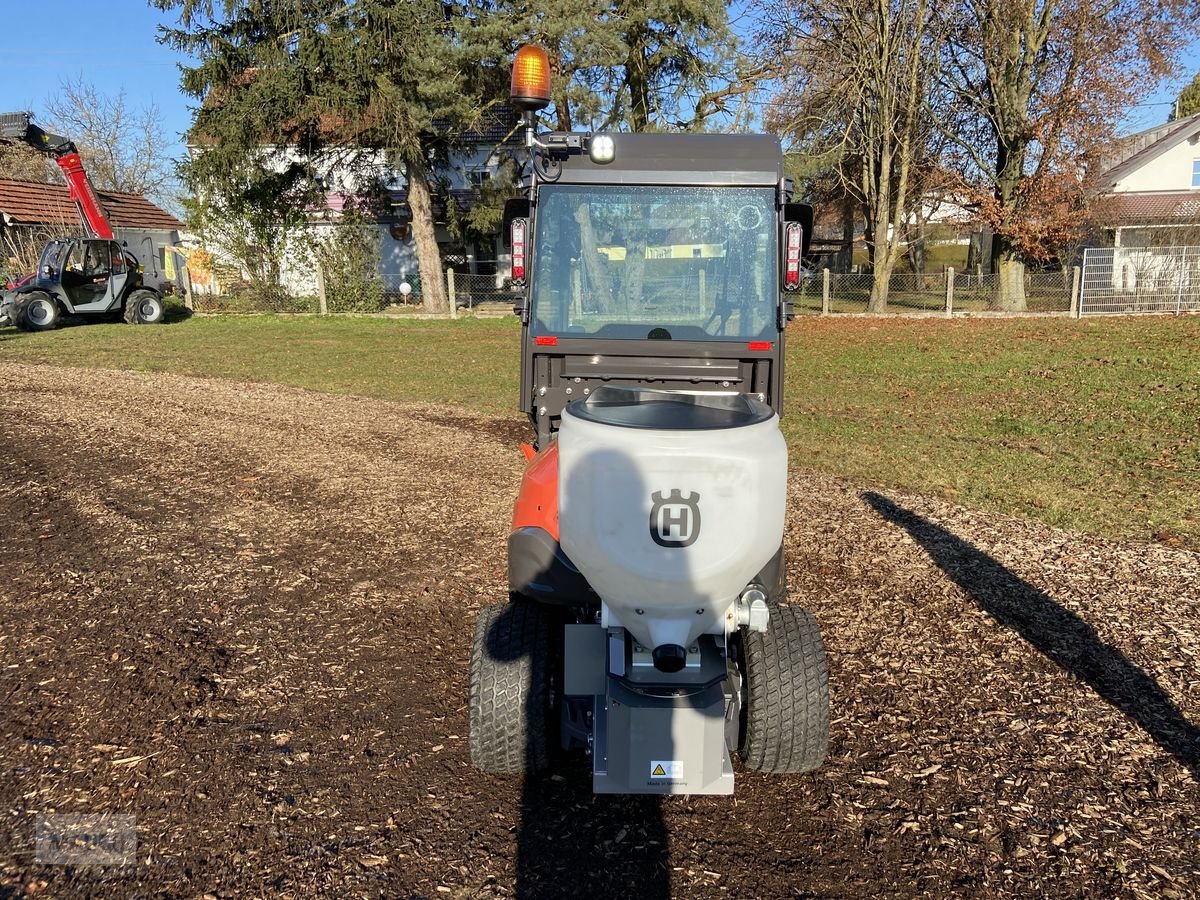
650,760,682,779
652,764,666,777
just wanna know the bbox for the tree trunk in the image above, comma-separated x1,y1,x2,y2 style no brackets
550,44,573,131
994,237,1027,311
910,217,926,277
868,239,905,313
405,155,447,314
868,267,890,312
626,27,651,131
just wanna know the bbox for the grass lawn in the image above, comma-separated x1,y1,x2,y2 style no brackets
2,312,1197,549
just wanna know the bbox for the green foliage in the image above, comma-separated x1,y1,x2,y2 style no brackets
310,209,385,313
155,0,491,313
182,159,318,292
1172,70,1200,120
448,160,521,247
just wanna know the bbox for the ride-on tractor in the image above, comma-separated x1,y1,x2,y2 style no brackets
468,46,829,795
0,112,165,330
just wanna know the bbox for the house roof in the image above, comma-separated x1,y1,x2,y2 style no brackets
1097,190,1200,223
0,178,183,231
1097,111,1200,187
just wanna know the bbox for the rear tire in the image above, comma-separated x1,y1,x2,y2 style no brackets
124,290,164,324
14,292,59,332
469,600,552,774
741,604,829,774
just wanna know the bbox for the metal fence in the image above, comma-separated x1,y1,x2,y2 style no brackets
186,255,1200,320
1080,246,1200,316
447,270,520,316
791,268,1073,316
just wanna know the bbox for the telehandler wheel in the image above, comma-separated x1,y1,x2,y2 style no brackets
124,290,165,325
14,292,59,332
469,599,553,774
741,604,829,774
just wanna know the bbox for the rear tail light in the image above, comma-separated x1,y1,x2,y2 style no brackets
784,222,803,291
511,218,528,286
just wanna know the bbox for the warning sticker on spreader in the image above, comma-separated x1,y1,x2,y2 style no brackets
650,760,683,780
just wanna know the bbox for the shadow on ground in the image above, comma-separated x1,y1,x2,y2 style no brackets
483,602,670,900
516,764,669,900
863,491,1200,782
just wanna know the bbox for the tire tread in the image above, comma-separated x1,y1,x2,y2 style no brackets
468,601,551,774
742,605,830,774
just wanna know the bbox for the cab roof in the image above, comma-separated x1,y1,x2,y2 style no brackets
547,133,783,187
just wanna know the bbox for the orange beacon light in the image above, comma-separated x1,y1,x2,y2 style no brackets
511,45,551,111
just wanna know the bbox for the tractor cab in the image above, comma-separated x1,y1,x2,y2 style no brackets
36,238,141,314
509,133,812,447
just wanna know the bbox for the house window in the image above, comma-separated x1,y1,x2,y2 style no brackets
1193,158,1200,188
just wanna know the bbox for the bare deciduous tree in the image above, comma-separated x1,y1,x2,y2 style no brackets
44,76,177,207
941,0,1200,309
0,143,54,183
768,0,942,311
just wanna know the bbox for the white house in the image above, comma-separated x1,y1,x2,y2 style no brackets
1083,112,1200,302
1094,111,1200,247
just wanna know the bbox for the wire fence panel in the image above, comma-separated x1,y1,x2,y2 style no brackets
1081,246,1200,316
183,259,1091,319
827,273,875,313
884,273,947,312
451,271,520,315
789,274,825,314
818,270,1070,315
192,285,318,314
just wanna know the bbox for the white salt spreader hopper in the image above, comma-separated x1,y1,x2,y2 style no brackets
468,46,829,794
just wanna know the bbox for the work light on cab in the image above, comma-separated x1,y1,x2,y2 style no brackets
589,134,616,164
511,45,551,111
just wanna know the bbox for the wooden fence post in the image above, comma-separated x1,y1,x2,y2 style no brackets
447,267,457,319
821,268,831,315
945,266,954,318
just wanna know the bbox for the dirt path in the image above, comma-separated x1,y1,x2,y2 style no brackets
0,362,1196,899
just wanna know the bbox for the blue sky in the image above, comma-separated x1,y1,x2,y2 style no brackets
1,1,1197,164
2,4,194,159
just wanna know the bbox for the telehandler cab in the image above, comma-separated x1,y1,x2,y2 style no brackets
468,46,829,795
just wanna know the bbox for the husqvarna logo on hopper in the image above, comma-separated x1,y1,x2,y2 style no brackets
649,490,701,548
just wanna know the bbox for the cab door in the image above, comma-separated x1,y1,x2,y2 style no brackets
105,241,132,306
61,240,110,311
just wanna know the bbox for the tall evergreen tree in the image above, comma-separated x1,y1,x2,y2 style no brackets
156,0,489,313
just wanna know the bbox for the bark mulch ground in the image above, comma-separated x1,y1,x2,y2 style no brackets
0,362,1196,898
